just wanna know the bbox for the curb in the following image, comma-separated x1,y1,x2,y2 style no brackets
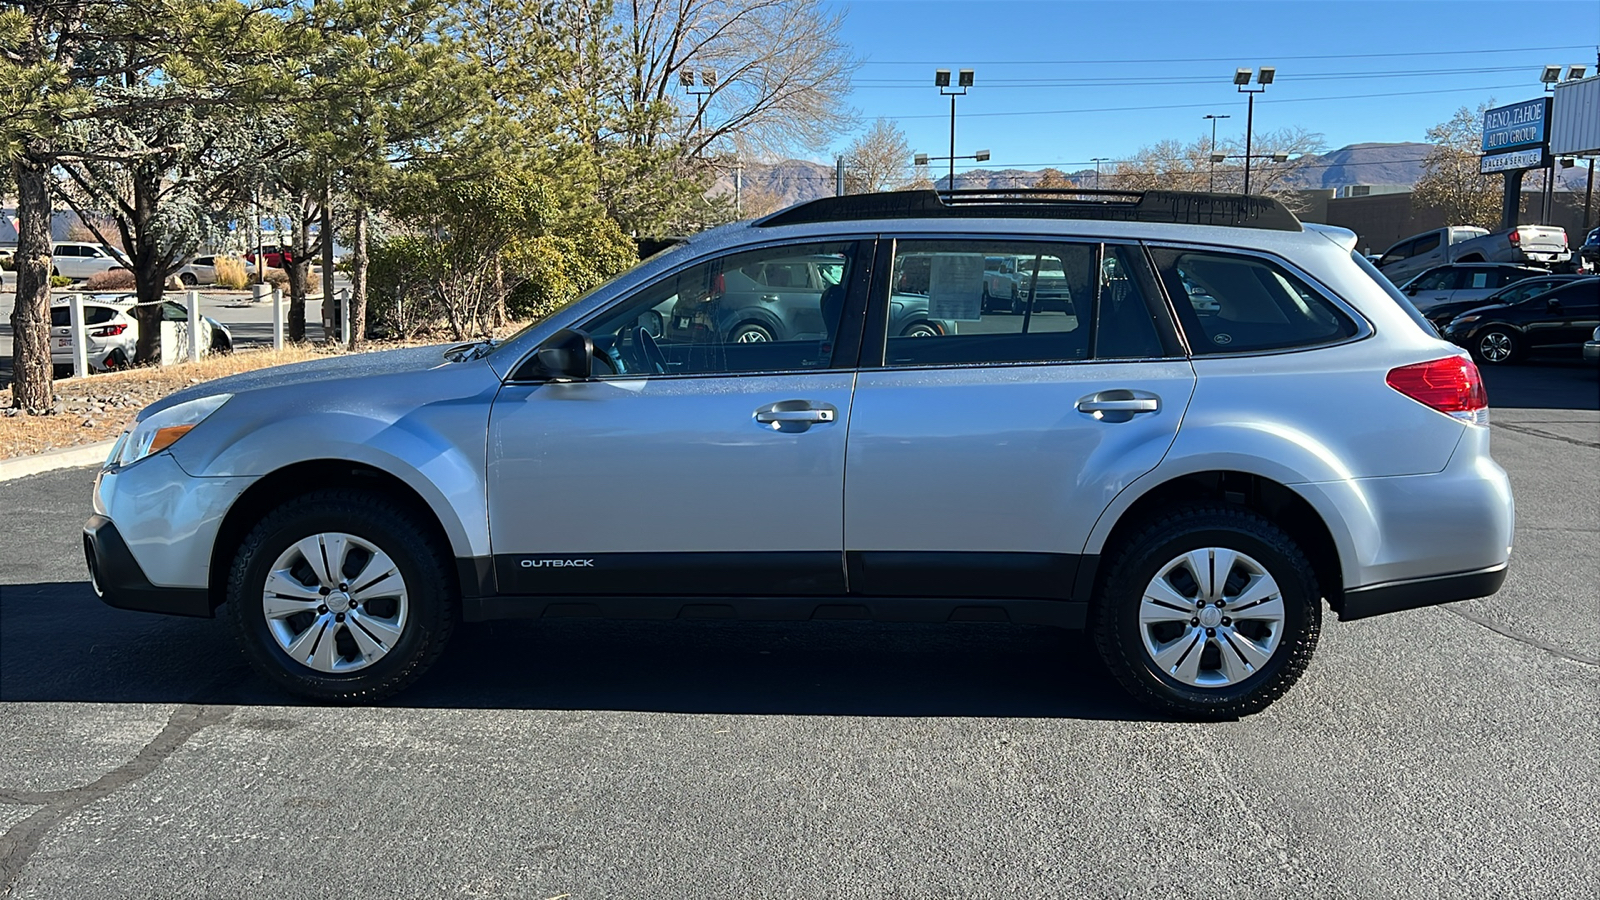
0,439,116,483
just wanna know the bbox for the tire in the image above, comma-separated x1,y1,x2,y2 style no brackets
52,364,72,379
226,489,456,702
1092,505,1321,719
1473,327,1520,365
901,321,940,338
731,322,773,343
179,272,197,286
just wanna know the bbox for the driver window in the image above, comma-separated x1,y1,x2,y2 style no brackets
579,241,858,377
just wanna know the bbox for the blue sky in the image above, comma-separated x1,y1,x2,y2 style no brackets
824,0,1600,172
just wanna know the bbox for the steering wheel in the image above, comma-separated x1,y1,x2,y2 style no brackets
635,326,667,375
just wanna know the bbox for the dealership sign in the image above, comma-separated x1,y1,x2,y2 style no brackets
1480,98,1551,173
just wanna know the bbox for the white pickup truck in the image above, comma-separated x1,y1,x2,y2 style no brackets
1376,224,1569,285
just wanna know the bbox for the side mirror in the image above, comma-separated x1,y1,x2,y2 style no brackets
1547,297,1562,311
1404,285,1421,295
533,328,593,381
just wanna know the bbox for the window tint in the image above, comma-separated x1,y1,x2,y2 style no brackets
161,302,189,322
1552,281,1600,309
878,240,1167,367
1378,239,1411,266
577,242,857,377
49,306,118,327
1411,233,1442,256
1409,269,1455,291
1151,248,1358,354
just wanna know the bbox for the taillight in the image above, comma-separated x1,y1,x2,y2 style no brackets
1508,230,1520,245
90,323,128,337
1386,357,1489,425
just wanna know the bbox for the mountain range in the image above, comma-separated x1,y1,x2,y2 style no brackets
713,141,1596,210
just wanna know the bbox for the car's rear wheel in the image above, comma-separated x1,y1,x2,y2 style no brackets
179,272,197,286
226,490,456,702
732,322,773,343
901,321,940,338
1093,505,1320,719
1474,327,1520,365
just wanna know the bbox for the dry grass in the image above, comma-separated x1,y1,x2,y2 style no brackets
214,256,250,289
1,345,351,459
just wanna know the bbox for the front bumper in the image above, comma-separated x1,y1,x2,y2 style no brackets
1584,341,1599,362
84,514,213,617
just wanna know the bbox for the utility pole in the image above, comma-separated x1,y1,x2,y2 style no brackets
1091,158,1110,190
836,157,846,196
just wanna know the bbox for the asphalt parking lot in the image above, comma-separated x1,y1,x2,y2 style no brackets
0,363,1596,898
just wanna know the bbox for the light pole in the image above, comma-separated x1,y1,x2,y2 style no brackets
1204,114,1231,191
680,68,717,148
1091,158,1110,190
935,68,974,191
1233,66,1274,195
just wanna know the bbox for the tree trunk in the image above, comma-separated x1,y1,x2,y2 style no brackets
9,150,56,412
131,254,167,364
348,204,369,351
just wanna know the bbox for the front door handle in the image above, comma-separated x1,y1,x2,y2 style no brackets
754,400,837,432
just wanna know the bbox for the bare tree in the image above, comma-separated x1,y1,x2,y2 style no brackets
618,0,860,158
843,117,911,193
1111,127,1326,201
1413,104,1502,230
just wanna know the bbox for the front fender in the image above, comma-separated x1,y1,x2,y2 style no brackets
168,363,501,558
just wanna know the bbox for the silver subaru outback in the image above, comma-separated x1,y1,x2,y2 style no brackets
84,190,1514,717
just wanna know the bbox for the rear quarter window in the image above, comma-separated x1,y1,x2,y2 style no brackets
1150,247,1358,354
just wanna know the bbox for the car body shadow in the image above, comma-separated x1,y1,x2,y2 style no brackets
0,581,1155,721
1480,355,1599,411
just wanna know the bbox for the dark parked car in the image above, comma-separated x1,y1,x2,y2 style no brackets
1441,276,1600,364
1397,263,1549,314
1422,274,1589,328
1579,227,1600,268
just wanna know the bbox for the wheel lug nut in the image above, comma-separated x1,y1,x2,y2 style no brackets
1221,617,1231,626
1215,600,1225,607
1206,628,1216,637
1191,617,1200,626
335,613,345,622
317,605,328,614
319,587,330,595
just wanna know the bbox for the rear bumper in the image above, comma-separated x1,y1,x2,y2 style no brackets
83,514,213,617
1336,564,1508,621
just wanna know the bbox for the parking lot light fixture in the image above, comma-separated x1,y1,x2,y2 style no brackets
1566,65,1587,81
1204,113,1231,190
1541,65,1563,84
975,149,990,162
1234,64,1275,195
935,67,975,190
914,153,929,166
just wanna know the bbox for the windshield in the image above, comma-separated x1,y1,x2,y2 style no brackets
484,240,691,355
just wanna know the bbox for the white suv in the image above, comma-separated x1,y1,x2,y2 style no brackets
51,241,129,281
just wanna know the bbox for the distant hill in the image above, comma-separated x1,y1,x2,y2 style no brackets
718,142,1595,211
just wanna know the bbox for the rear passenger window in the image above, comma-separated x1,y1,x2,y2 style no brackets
1150,248,1358,354
879,240,1170,367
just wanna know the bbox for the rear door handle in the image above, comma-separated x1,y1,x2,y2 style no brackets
1077,398,1159,413
754,401,837,431
1076,390,1161,419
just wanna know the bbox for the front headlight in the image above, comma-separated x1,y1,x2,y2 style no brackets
115,394,231,467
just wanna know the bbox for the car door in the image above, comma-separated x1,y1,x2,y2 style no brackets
1405,267,1460,311
1530,282,1600,347
485,239,871,599
1409,232,1445,273
843,237,1193,602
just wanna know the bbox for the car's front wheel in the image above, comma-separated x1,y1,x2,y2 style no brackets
226,490,456,702
1093,505,1320,719
1473,327,1520,365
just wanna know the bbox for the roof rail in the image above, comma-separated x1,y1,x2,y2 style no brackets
754,188,1302,232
